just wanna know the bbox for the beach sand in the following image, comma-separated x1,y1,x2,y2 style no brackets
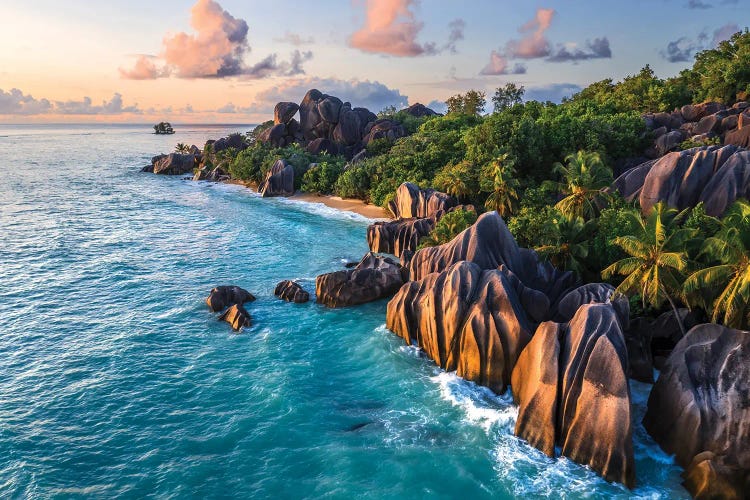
226,180,390,219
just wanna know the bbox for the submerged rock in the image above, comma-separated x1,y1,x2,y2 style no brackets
219,304,252,331
643,323,750,498
315,253,406,308
274,280,310,303
206,286,256,312
512,304,635,487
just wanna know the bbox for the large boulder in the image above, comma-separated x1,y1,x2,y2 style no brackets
333,108,362,145
408,211,523,282
153,153,197,175
643,324,750,498
219,304,252,331
267,123,288,148
206,286,256,312
211,134,247,153
274,280,310,303
554,283,629,329
387,261,534,393
362,119,406,145
388,182,458,220
512,303,635,487
306,137,339,156
616,145,750,217
315,253,406,308
318,95,343,123
259,159,295,197
274,102,299,125
404,103,439,117
366,217,435,257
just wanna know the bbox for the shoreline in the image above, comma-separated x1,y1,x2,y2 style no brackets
225,179,390,220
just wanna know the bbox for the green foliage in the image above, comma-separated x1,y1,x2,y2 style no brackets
551,150,613,219
229,143,272,183
684,200,750,328
681,29,750,104
175,143,190,154
418,209,478,249
508,205,561,249
301,158,346,195
366,138,394,156
536,215,597,278
602,202,697,332
679,135,721,150
433,160,478,200
335,164,372,200
492,83,525,112
446,90,486,116
482,154,520,217
248,121,273,145
589,195,642,275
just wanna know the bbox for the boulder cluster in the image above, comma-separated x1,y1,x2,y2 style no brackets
611,144,750,216
316,253,406,308
367,182,468,259
258,90,437,160
274,280,310,303
643,101,750,157
206,286,256,331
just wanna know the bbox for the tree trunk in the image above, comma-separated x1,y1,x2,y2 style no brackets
662,285,687,337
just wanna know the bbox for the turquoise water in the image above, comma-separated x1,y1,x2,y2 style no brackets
0,124,688,498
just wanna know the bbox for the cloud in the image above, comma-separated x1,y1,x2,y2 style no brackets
479,50,527,75
505,8,555,59
274,32,315,46
687,0,712,8
546,37,612,62
661,23,740,62
349,0,464,57
0,88,142,115
426,100,448,114
524,83,583,103
120,0,311,79
248,77,409,114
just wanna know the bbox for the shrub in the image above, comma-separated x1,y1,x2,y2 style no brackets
418,209,478,248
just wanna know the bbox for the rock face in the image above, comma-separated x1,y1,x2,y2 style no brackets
643,324,750,498
274,280,310,303
259,159,295,197
642,101,749,158
555,283,629,329
316,253,406,308
152,153,197,175
512,304,635,487
274,102,299,125
388,182,458,219
367,217,435,258
611,145,750,216
387,261,535,393
408,211,523,282
219,304,252,331
206,286,256,312
405,103,440,117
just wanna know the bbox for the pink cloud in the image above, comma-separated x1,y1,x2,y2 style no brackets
349,0,430,56
506,8,555,59
119,55,164,80
480,50,527,75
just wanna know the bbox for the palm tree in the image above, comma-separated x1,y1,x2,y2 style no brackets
483,155,520,217
175,143,190,154
434,160,474,201
602,202,696,335
684,200,750,329
552,150,613,219
535,215,595,278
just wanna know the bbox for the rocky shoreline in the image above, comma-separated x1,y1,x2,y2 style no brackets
141,89,750,498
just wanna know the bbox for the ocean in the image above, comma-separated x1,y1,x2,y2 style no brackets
0,123,688,498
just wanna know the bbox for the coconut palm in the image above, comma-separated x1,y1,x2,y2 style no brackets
483,155,520,217
175,143,190,154
684,200,750,328
552,150,613,219
535,214,596,277
434,160,475,201
602,202,696,335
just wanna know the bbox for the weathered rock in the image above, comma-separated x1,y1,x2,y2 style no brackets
267,123,287,148
274,280,310,303
725,125,750,148
274,102,299,125
388,182,458,219
554,283,629,329
206,286,256,312
623,317,654,383
366,217,435,257
644,324,750,499
408,211,523,282
693,114,721,136
259,159,295,197
219,304,252,331
211,134,246,153
387,261,533,393
153,153,197,175
316,253,406,308
405,103,439,117
362,119,406,145
318,96,343,123
682,452,749,500
512,304,635,487
654,130,684,156
141,164,154,173
333,108,362,145
626,145,750,216
306,138,339,156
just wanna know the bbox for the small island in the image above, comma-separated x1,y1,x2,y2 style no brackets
153,122,175,135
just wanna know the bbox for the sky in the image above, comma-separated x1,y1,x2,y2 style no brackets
0,0,747,123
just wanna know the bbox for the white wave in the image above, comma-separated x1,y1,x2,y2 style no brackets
431,371,516,433
273,196,380,223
